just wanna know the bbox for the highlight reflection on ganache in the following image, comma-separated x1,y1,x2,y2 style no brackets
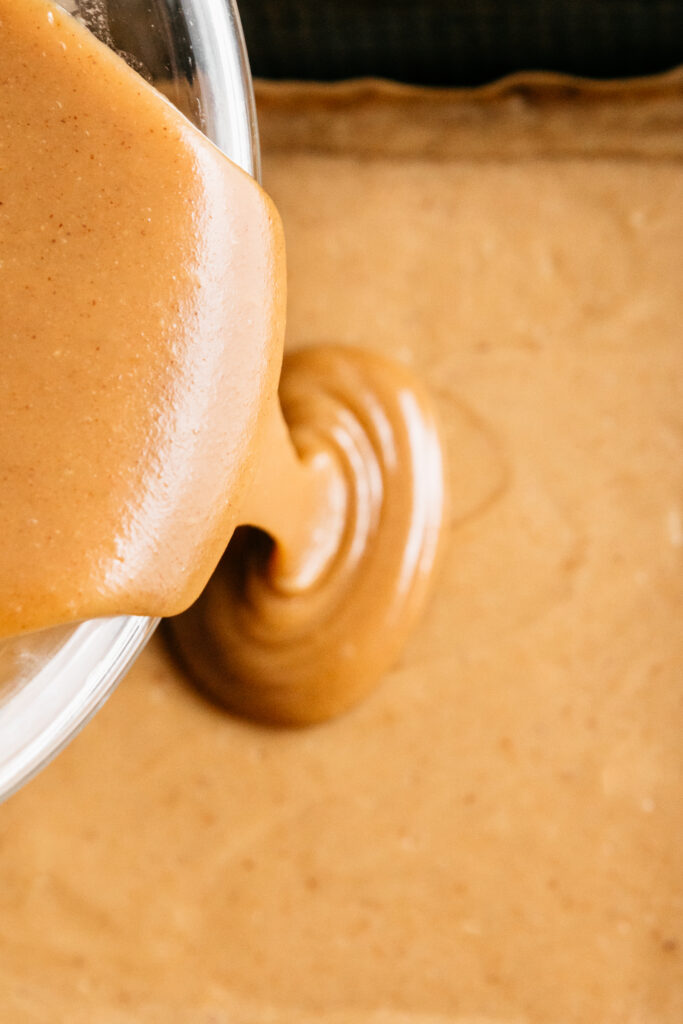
168,345,446,725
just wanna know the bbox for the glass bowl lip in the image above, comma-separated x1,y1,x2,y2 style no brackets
0,0,260,803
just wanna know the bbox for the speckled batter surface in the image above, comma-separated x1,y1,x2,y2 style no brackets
0,74,681,1023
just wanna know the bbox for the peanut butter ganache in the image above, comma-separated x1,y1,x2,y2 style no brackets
0,0,446,722
0,0,286,635
169,346,445,725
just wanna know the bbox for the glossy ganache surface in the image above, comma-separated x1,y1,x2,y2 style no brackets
0,0,285,636
169,345,445,725
1,0,446,725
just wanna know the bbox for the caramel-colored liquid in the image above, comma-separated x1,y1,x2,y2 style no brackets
170,344,446,724
0,0,445,722
0,0,285,634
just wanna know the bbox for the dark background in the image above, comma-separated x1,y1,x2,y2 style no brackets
238,0,683,85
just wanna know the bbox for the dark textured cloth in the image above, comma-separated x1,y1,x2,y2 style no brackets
238,0,683,85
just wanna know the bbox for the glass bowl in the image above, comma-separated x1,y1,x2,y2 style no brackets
0,0,259,802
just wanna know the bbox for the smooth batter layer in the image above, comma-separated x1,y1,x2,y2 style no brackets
0,76,680,1021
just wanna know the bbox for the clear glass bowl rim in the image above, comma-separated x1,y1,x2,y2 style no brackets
0,0,260,803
